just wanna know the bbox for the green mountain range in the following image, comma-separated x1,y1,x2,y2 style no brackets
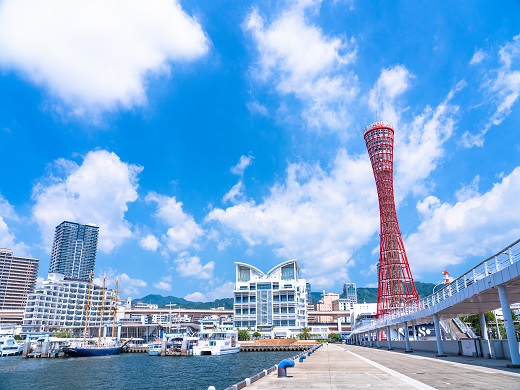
134,282,438,309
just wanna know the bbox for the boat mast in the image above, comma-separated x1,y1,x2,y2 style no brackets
112,278,118,338
83,271,94,342
98,275,106,346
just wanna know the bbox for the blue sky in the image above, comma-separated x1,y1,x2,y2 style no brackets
0,0,519,300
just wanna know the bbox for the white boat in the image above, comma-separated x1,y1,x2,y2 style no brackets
0,335,21,356
147,340,162,356
192,323,240,356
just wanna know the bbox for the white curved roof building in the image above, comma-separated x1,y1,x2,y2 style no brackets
234,260,307,335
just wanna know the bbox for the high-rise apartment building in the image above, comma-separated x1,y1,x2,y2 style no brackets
0,249,39,323
49,221,99,281
342,283,358,307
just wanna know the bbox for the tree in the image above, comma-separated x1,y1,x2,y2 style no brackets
460,311,518,339
238,329,251,341
253,331,261,339
52,328,72,338
299,327,311,340
328,333,340,342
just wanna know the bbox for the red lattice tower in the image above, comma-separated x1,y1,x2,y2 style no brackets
364,121,419,317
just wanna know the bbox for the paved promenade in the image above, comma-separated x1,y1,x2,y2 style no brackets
245,344,520,389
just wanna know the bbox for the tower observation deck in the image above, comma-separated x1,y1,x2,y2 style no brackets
364,121,418,317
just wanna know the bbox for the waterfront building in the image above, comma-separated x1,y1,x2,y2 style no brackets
350,302,377,329
49,221,99,281
0,248,39,324
233,260,307,337
134,303,159,310
315,293,339,323
22,273,117,334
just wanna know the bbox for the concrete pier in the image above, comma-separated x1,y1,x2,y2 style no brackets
243,343,520,389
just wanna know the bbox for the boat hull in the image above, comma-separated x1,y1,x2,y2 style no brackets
193,346,240,356
63,346,122,357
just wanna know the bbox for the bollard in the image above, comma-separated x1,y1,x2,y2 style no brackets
277,359,295,378
299,355,306,363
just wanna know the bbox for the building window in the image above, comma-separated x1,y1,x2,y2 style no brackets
238,266,250,282
281,265,295,280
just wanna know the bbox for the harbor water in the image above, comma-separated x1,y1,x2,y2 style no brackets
0,351,293,390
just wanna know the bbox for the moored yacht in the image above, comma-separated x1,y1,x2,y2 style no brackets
0,335,21,356
192,321,240,356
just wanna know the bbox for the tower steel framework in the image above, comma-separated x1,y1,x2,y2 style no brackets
364,121,419,317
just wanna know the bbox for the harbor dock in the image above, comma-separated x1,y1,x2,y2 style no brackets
240,343,520,389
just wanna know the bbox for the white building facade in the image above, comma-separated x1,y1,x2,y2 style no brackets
22,273,118,334
233,260,307,336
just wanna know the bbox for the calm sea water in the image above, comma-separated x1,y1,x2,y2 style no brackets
0,351,293,390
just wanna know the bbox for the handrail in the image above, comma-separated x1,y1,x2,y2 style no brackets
453,317,478,339
350,237,520,336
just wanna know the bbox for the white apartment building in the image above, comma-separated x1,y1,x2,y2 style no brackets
233,259,307,336
22,273,118,334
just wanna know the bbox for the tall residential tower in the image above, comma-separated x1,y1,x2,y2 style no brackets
0,248,39,323
49,221,99,281
364,121,418,317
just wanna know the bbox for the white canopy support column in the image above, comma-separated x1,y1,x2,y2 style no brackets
498,285,520,367
386,325,393,350
433,313,446,357
404,321,413,353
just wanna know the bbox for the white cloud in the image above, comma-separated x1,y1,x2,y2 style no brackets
94,269,147,297
245,5,358,135
462,35,520,147
231,155,254,176
153,275,172,291
0,0,209,116
368,65,413,124
395,81,464,197
222,181,246,204
0,195,18,221
139,234,161,252
146,192,204,252
184,291,207,302
246,100,268,116
207,149,379,288
174,252,214,279
185,281,234,302
0,195,29,256
153,279,172,291
368,66,463,198
470,49,486,65
117,273,147,297
32,150,142,252
406,166,520,273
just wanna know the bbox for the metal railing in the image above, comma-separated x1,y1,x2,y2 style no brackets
452,317,478,339
351,237,520,335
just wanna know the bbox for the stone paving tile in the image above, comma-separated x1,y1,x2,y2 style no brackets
244,343,520,390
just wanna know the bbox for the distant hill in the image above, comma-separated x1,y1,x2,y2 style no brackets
135,281,437,309
354,281,437,303
133,295,233,310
